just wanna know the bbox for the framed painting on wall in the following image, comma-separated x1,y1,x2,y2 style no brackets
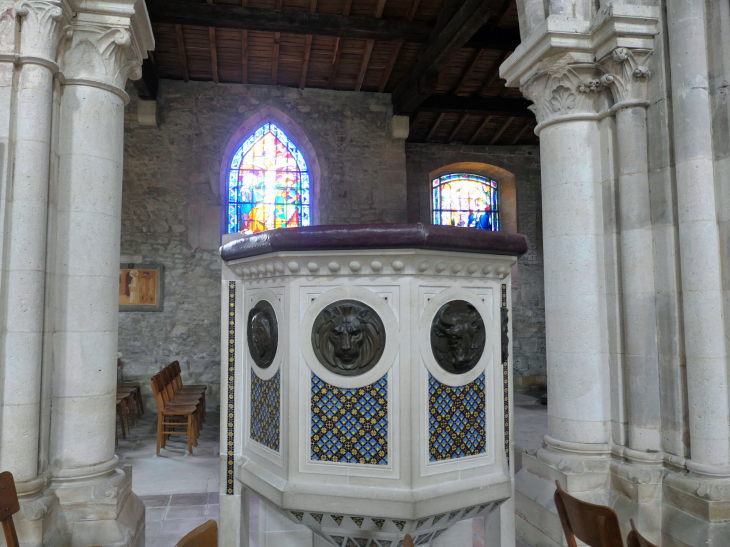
119,263,164,312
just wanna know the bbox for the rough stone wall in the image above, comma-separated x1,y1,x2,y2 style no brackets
405,144,545,379
119,80,408,408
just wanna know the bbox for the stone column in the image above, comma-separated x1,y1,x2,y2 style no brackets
521,62,611,451
48,9,153,545
0,0,63,490
600,47,663,457
666,0,730,474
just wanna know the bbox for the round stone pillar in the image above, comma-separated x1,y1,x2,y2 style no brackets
522,67,611,449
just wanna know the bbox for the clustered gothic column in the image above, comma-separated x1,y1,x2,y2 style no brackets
0,0,153,544
666,0,730,474
0,0,64,493
503,1,730,545
599,47,663,458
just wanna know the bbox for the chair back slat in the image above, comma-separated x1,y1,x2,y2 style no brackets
554,481,624,547
0,472,20,547
403,534,414,547
175,519,217,547
627,519,657,547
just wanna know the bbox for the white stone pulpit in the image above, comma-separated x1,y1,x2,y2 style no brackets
219,224,527,547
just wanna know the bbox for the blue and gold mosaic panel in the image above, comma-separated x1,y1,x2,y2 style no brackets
250,369,280,451
311,373,388,465
428,372,486,461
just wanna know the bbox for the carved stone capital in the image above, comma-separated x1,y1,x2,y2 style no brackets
520,54,604,127
597,47,652,106
14,0,65,65
61,18,144,99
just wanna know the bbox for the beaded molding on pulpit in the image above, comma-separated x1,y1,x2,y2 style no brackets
428,373,486,461
227,281,236,495
250,369,281,451
502,283,509,467
311,373,388,465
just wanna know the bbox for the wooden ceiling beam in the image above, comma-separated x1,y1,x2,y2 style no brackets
468,115,491,143
489,116,514,144
510,119,534,144
418,95,533,117
327,0,352,89
209,27,219,83
378,0,420,93
355,0,387,92
425,112,446,142
147,0,430,42
175,24,189,82
452,48,483,95
391,0,507,114
447,113,468,142
299,0,317,88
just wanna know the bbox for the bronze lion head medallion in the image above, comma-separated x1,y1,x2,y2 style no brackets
311,299,386,376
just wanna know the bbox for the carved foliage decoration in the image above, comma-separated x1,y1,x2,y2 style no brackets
62,22,143,91
247,300,278,369
521,54,604,125
14,0,64,61
430,300,485,375
598,47,652,104
311,300,385,376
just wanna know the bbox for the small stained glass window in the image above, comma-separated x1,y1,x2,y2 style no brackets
432,173,499,231
227,122,310,234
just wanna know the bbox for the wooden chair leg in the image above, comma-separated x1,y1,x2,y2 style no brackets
117,402,127,439
187,415,193,455
137,388,145,414
156,413,163,455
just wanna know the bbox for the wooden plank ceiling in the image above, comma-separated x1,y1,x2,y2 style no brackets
143,0,538,145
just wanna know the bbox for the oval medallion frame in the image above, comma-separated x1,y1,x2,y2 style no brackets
301,286,399,389
430,300,486,375
248,288,284,380
419,287,493,386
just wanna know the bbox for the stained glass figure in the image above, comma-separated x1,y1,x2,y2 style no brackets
227,123,310,234
432,173,499,231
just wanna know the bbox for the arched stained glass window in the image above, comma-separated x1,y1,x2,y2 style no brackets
227,122,310,234
432,173,499,231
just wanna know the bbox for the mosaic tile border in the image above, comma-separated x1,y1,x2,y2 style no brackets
250,369,281,451
226,281,236,495
502,283,509,468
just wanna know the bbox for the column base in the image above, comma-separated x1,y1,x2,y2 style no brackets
47,462,145,547
515,447,730,547
11,486,61,547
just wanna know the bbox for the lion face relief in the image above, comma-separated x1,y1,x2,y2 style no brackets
430,300,485,374
311,300,386,376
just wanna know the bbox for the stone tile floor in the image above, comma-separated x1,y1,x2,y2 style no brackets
116,390,547,547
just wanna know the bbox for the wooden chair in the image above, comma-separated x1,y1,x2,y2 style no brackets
0,471,20,547
403,534,414,547
175,519,217,547
116,395,129,442
118,358,145,414
554,480,624,547
117,387,137,428
169,362,207,421
161,366,205,425
151,374,199,455
627,519,657,547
